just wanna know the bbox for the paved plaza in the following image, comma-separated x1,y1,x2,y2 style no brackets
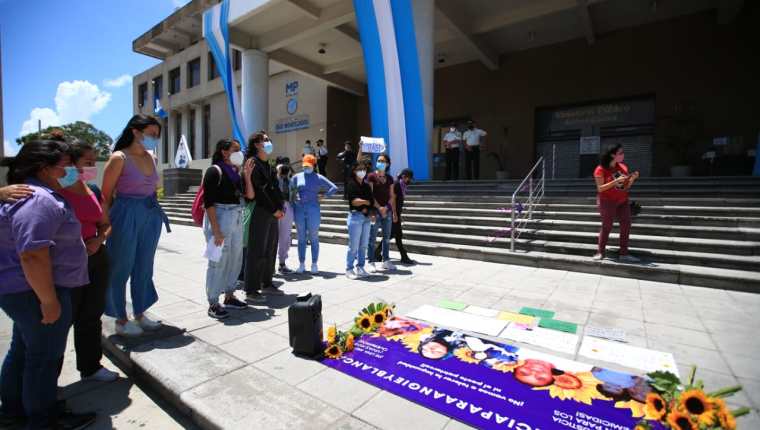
91,224,760,429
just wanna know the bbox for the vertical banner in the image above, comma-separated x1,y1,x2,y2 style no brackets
175,135,192,168
203,0,247,148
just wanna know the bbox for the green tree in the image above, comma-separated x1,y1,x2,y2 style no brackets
16,121,113,160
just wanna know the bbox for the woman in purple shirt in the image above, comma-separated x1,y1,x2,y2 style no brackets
0,140,96,429
101,114,170,337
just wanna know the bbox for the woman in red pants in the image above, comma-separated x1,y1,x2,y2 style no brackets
593,144,640,263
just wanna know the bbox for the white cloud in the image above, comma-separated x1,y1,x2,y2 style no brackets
103,74,132,88
172,0,190,8
19,80,111,137
4,139,20,157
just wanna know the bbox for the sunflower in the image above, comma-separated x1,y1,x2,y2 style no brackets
679,389,713,425
324,344,342,359
615,400,660,420
327,325,337,344
718,408,736,430
345,334,355,351
453,347,481,364
372,311,386,326
644,392,667,420
533,371,607,405
357,315,373,332
666,411,696,430
491,360,521,374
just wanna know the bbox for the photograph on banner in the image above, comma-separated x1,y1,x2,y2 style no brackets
324,316,665,430
360,136,387,154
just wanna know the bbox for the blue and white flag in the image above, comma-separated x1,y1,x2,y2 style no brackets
175,135,192,168
154,98,168,119
353,0,429,179
203,0,247,148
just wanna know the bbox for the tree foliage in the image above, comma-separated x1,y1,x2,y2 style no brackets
16,121,113,160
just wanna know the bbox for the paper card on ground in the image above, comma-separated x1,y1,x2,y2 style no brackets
436,300,467,311
579,336,679,376
519,307,555,319
463,305,500,318
585,325,627,342
406,305,507,337
498,324,579,355
202,239,223,262
497,311,538,328
539,318,578,334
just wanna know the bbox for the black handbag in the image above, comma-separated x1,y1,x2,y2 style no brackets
288,293,323,358
630,200,642,216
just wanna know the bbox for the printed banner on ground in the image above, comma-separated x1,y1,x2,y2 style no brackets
323,316,664,430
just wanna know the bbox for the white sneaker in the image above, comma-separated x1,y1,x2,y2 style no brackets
355,267,370,278
311,264,319,274
296,263,306,274
115,321,143,337
137,316,162,331
382,261,396,271
375,262,385,271
619,254,641,264
367,264,377,273
592,253,604,261
84,367,119,382
346,269,358,280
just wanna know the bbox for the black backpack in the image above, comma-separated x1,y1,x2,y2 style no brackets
288,294,323,358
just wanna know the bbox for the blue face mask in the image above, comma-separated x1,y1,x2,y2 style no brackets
57,166,80,188
376,161,387,171
263,140,274,155
303,167,314,174
142,135,160,151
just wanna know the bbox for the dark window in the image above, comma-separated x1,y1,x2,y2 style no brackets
152,76,163,107
138,83,148,108
188,58,201,88
207,52,218,80
189,109,196,157
162,118,169,164
233,49,241,71
175,112,182,157
203,105,211,158
169,68,181,95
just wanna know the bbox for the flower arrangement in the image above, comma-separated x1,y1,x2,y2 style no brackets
323,302,395,359
635,367,748,430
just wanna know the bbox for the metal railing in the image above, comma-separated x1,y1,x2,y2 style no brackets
510,157,546,252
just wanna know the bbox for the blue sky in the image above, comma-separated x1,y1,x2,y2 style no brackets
1,0,191,155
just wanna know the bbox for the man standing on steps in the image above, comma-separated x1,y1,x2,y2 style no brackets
443,127,461,180
337,141,357,198
463,121,487,180
245,132,286,302
316,139,329,176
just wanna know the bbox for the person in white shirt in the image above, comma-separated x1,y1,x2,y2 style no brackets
316,139,328,175
462,121,487,180
302,140,314,157
442,127,461,180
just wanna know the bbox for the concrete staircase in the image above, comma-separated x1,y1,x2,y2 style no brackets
160,177,760,291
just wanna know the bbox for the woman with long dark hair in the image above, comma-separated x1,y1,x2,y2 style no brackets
366,153,397,272
0,140,96,429
593,143,640,262
101,114,170,336
344,160,375,279
202,139,254,319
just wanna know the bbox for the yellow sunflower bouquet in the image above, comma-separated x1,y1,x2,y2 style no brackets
323,302,395,359
635,366,748,430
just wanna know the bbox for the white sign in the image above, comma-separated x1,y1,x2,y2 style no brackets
285,80,299,97
579,136,601,155
497,324,579,355
406,305,508,337
175,135,192,168
360,136,386,154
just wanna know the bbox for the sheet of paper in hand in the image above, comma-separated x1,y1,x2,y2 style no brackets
360,136,386,154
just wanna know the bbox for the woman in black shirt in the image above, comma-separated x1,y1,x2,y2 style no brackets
344,161,374,279
202,138,254,319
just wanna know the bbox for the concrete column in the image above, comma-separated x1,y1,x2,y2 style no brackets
412,0,435,180
241,49,269,140
167,111,177,166
194,105,204,160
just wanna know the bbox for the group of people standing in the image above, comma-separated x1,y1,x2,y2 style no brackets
301,139,329,176
442,121,488,180
0,114,170,429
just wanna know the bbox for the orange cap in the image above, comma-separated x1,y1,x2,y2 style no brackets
302,154,317,167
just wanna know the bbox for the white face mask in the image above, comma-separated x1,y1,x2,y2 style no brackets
355,170,367,180
229,151,244,166
449,127,455,132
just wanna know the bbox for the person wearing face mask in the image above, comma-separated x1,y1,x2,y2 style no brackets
462,121,487,180
274,161,294,274
442,127,462,180
0,140,97,429
593,143,640,263
337,141,357,198
344,161,375,279
290,154,338,274
375,169,415,265
243,132,286,302
55,139,120,383
202,139,255,319
316,139,328,175
101,114,171,337
366,154,397,272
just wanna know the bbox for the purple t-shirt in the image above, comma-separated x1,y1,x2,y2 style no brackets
0,180,89,295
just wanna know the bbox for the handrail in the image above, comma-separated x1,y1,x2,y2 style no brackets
510,156,545,252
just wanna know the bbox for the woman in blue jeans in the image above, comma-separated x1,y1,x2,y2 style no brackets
0,140,96,429
202,139,255,319
344,161,375,279
290,154,337,275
